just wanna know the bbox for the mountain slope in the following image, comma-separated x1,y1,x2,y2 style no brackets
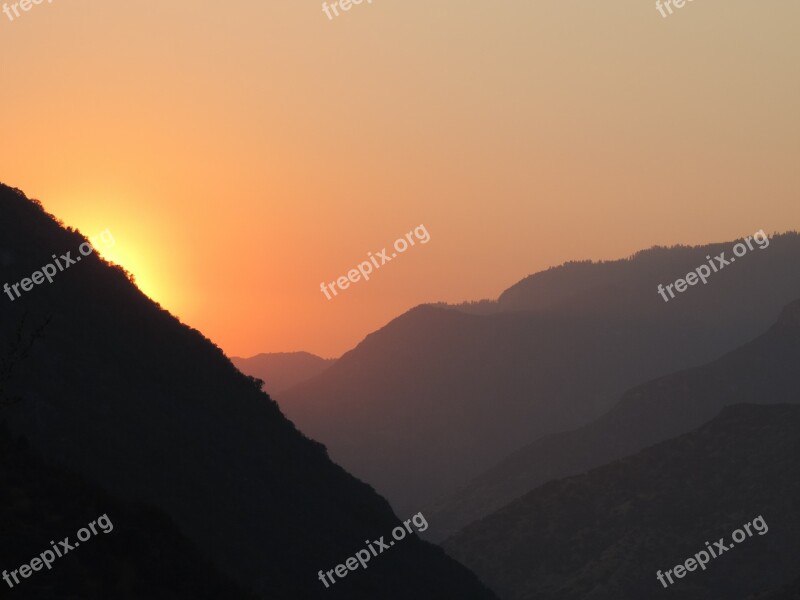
0,183,495,599
757,576,800,599
429,298,800,540
444,404,800,600
496,241,784,321
0,425,254,599
280,232,800,515
232,351,335,394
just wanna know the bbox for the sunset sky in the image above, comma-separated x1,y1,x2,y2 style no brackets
1,1,798,358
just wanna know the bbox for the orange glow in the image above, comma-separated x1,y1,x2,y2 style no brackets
1,2,799,357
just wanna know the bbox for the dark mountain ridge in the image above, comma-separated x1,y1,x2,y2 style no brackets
0,424,254,598
0,183,495,599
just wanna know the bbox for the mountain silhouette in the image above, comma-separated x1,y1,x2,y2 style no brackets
232,351,335,395
444,403,800,600
429,298,800,540
0,424,254,598
278,232,800,516
0,184,495,599
756,576,800,599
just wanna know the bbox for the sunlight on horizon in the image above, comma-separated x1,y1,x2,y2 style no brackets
56,195,184,316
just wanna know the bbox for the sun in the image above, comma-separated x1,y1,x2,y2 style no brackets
92,236,167,305
68,220,178,312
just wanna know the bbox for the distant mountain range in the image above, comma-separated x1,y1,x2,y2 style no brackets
428,298,800,540
444,403,800,600
277,232,800,516
442,298,800,598
0,184,496,599
232,352,336,394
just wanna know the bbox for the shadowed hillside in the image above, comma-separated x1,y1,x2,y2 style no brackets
445,404,800,600
756,576,800,599
0,183,496,599
429,299,800,539
0,425,255,599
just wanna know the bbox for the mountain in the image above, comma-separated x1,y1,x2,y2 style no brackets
0,183,496,599
278,232,800,516
444,404,800,600
757,576,800,599
0,425,254,599
231,352,335,394
428,298,800,540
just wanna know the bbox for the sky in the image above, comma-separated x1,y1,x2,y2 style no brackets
1,1,798,358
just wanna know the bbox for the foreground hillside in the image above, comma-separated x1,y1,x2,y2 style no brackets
0,183,495,599
0,425,254,598
445,404,800,600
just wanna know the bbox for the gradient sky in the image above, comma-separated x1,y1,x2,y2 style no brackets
1,1,798,357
